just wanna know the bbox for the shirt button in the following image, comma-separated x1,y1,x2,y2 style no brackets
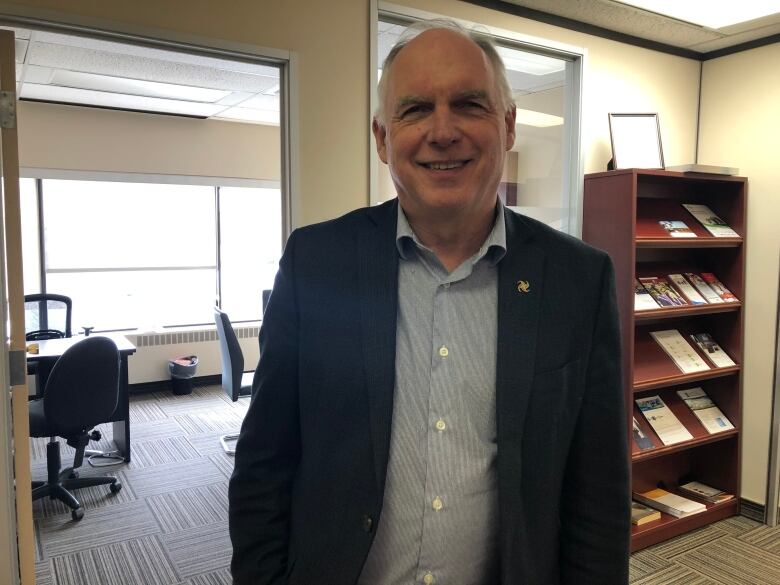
423,572,435,584
435,419,446,431
432,497,443,511
438,346,449,357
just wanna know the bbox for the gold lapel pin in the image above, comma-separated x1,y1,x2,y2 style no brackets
516,280,530,293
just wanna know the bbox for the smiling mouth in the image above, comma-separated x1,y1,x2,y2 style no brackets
419,160,470,170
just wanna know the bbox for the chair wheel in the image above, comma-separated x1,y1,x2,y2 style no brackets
110,481,122,493
71,507,84,521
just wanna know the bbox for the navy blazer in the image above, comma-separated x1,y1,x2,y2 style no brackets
229,199,630,585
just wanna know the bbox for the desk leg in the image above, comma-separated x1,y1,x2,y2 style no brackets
112,356,131,462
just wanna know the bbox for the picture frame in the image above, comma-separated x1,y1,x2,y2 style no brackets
608,113,665,170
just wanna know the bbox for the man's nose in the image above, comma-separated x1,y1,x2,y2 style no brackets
426,107,461,147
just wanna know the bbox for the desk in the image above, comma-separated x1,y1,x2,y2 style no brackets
27,334,137,462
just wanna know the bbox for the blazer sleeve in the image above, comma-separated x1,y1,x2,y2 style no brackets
560,255,631,584
229,230,301,585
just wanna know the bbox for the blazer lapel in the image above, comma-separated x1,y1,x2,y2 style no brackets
357,200,400,498
496,210,545,450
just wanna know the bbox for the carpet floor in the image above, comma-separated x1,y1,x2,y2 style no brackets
28,384,780,584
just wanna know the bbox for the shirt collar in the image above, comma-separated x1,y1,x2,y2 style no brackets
395,200,507,266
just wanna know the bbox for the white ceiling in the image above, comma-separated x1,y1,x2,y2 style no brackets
499,0,780,55
6,27,281,125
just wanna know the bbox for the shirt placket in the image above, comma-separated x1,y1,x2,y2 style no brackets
416,272,456,585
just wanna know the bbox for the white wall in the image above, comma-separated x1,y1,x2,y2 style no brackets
699,44,780,505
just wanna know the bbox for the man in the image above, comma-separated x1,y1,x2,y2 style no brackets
230,20,629,585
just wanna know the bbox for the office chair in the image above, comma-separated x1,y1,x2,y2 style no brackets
28,336,122,521
214,306,254,454
24,293,73,341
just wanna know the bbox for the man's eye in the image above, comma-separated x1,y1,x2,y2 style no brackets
461,101,485,110
401,105,426,117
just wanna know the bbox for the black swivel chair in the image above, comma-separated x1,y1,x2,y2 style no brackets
214,307,254,454
28,336,122,521
24,293,73,341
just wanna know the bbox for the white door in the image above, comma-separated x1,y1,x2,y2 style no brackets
0,28,35,585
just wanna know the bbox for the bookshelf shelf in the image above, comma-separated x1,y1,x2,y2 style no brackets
635,302,741,321
635,237,742,249
584,169,746,552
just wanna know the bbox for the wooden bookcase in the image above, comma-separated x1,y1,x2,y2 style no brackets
583,169,746,551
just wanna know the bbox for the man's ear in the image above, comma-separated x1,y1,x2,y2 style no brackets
372,118,388,164
504,106,517,151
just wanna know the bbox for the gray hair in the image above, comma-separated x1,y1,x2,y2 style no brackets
376,19,514,125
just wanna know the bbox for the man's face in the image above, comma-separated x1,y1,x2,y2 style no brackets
374,29,516,223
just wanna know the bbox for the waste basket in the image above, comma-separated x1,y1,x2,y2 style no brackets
169,355,198,395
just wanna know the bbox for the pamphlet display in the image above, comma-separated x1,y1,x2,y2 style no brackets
682,204,740,237
677,387,734,433
649,329,710,374
636,395,693,445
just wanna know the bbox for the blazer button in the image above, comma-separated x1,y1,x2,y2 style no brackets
362,514,373,533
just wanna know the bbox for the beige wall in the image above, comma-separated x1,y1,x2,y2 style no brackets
699,44,780,505
18,101,281,180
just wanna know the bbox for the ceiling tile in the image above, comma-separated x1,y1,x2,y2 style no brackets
20,83,227,117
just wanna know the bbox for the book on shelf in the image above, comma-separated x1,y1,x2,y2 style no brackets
636,394,694,445
676,387,735,433
677,481,734,504
682,203,740,237
639,277,688,307
632,501,662,525
633,417,654,451
667,273,708,305
684,272,724,304
634,487,707,518
658,220,697,238
634,279,661,311
690,333,737,368
700,272,738,302
650,329,711,374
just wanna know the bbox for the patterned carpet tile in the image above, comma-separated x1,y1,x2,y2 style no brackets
630,563,720,585
629,549,672,582
31,470,133,519
162,520,232,579
187,567,233,585
209,452,235,479
173,410,244,435
38,499,160,559
186,432,234,458
147,483,228,533
741,524,780,553
130,418,187,443
120,457,225,498
712,514,763,537
645,524,727,559
128,435,202,469
35,560,54,585
676,535,780,584
159,396,238,417
50,535,180,585
129,399,168,424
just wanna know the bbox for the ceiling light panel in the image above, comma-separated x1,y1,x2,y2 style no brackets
515,108,564,127
20,83,227,117
213,107,280,125
31,30,279,77
27,42,279,93
51,70,231,102
613,0,780,29
497,46,565,75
